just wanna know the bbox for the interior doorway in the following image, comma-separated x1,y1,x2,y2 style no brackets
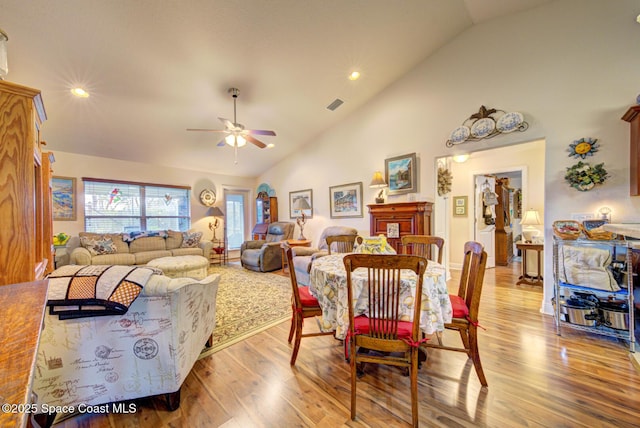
434,139,545,271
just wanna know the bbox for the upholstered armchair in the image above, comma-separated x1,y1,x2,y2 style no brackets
291,226,358,286
240,222,295,272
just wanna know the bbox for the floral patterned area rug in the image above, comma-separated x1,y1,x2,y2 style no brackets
199,264,291,357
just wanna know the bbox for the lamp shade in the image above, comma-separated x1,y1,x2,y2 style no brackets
207,206,225,217
369,171,387,188
293,197,311,211
0,28,8,79
520,209,542,226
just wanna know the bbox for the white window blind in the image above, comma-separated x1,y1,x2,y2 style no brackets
83,178,191,233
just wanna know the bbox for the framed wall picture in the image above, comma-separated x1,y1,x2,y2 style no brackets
289,189,313,219
453,195,468,217
385,152,418,195
52,176,77,221
329,182,363,218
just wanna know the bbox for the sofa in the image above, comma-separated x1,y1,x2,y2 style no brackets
69,230,213,266
291,226,358,286
32,267,220,425
240,222,294,272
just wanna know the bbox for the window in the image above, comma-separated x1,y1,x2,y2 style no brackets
83,178,190,233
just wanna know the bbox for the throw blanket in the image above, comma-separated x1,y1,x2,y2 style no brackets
47,265,161,319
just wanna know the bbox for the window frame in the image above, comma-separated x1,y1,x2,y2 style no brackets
82,177,191,233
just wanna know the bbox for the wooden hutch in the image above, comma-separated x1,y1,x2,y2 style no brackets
367,201,433,254
494,178,513,266
252,191,278,239
0,80,52,428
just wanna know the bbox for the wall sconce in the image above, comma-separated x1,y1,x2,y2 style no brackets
520,208,542,243
0,28,8,79
598,206,612,222
369,171,388,203
292,197,311,240
207,206,225,242
452,154,469,163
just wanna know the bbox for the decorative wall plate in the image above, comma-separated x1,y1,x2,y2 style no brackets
470,118,495,138
449,126,471,144
496,112,524,133
199,189,216,206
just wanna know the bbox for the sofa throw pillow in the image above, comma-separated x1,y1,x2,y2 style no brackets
181,231,203,248
80,236,118,256
353,235,396,255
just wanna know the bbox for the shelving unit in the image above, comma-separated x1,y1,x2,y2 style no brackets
553,237,635,352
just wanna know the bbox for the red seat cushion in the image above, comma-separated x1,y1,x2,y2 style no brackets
449,294,469,318
298,286,320,307
352,315,414,338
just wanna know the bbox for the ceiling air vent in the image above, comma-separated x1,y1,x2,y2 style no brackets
326,98,344,111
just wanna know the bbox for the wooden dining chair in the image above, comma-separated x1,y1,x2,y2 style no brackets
401,234,444,264
424,241,489,387
325,234,360,255
285,246,334,365
343,253,428,428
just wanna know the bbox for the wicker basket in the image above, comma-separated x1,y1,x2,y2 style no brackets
553,220,581,240
581,220,615,240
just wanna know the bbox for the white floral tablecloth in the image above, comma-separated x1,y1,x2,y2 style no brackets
309,254,452,340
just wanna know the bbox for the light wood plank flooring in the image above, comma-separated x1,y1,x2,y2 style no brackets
50,262,640,427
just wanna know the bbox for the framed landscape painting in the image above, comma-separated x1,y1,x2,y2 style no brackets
52,176,77,221
329,182,363,218
385,152,418,195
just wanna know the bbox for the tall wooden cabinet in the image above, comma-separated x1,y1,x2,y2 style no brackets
367,201,433,253
494,178,513,266
0,80,54,286
252,192,278,239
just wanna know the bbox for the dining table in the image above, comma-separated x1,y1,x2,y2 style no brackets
309,253,452,341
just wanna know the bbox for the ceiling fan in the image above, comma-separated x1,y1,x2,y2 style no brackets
187,87,276,154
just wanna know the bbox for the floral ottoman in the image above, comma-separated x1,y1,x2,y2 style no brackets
147,255,209,279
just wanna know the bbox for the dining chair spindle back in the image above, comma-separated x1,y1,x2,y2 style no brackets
343,253,428,427
401,234,444,264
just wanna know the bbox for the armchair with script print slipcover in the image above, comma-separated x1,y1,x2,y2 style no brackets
31,271,220,426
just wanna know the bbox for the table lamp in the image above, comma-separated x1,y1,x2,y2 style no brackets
520,209,542,243
208,206,225,242
369,171,387,203
293,197,311,240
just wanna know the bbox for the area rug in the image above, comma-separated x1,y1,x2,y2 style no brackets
200,264,291,357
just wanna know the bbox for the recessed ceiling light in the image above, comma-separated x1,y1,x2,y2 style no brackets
348,71,360,81
70,87,89,98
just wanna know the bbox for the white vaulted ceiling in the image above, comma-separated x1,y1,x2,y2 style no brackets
1,0,552,177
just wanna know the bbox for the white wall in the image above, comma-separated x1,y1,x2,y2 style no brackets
52,151,255,240
258,0,640,314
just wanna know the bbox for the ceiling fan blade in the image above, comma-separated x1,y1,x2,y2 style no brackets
246,129,276,136
245,134,267,148
186,128,227,132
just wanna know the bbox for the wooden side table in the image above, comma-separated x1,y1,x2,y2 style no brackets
280,239,312,274
209,240,228,266
516,241,543,285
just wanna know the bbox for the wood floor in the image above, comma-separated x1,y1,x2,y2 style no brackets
50,262,640,427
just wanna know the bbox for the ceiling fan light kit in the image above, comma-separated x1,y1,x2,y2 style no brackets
187,87,276,162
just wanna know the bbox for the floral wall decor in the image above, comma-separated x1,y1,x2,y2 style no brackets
445,105,529,147
564,161,608,191
437,166,452,196
568,137,599,159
